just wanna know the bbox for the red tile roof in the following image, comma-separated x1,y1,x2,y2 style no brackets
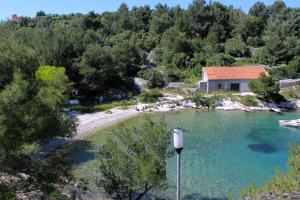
203,66,267,80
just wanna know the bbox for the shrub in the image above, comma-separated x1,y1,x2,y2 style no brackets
204,96,220,110
137,68,153,80
147,71,165,89
139,89,162,103
249,74,282,102
0,185,16,200
240,96,258,106
191,93,219,109
164,68,182,82
97,119,171,199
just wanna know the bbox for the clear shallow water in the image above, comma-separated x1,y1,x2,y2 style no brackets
72,111,300,199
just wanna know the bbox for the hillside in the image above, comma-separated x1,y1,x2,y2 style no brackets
0,0,299,101
1,1,300,199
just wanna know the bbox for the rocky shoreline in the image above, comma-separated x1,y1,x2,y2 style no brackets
74,93,300,139
135,93,300,113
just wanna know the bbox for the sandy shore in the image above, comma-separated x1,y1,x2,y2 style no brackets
75,108,141,139
74,93,189,139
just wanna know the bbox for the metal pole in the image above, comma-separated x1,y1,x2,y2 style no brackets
176,153,181,200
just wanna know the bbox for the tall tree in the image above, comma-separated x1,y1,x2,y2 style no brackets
0,66,74,172
98,119,171,200
187,0,213,38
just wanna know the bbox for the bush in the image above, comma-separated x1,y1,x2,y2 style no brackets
97,119,171,199
0,185,16,200
139,89,162,103
249,74,282,102
240,96,258,106
137,68,153,80
164,68,182,82
191,93,219,109
147,71,165,89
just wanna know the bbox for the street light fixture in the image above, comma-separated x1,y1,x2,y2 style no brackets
173,128,184,200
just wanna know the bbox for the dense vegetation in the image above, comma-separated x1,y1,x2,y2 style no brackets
0,66,75,198
1,0,299,101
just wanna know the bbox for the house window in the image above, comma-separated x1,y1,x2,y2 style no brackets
230,83,240,92
217,83,222,90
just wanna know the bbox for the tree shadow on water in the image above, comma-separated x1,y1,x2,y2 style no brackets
248,143,278,154
65,139,96,166
184,193,227,200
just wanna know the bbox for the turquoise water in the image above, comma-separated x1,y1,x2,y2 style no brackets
72,111,300,199
160,111,300,199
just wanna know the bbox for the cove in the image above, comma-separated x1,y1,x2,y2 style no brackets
71,111,300,199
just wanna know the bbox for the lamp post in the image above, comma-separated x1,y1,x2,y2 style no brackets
173,128,184,200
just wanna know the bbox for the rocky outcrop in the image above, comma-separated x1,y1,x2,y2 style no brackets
60,181,100,200
215,98,300,112
134,77,147,91
16,190,44,200
135,93,196,112
0,172,19,186
277,101,297,110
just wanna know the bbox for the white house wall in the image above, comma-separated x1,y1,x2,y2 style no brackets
207,80,251,92
240,80,250,92
202,71,208,81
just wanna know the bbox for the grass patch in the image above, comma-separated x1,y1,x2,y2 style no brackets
139,89,162,103
280,86,300,100
240,96,258,107
69,100,136,113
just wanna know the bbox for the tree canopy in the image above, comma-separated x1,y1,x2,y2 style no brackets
0,65,74,171
97,118,171,199
249,73,281,102
0,1,299,97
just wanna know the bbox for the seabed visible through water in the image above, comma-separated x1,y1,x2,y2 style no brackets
72,110,300,199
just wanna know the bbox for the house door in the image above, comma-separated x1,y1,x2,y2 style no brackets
230,83,240,92
217,83,222,90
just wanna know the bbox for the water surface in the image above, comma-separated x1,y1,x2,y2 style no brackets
71,111,300,199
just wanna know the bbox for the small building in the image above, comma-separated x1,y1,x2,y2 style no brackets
199,66,267,92
11,14,23,22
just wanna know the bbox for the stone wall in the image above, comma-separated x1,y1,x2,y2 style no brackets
279,79,300,89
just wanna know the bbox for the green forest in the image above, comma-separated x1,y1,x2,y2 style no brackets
0,0,299,100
